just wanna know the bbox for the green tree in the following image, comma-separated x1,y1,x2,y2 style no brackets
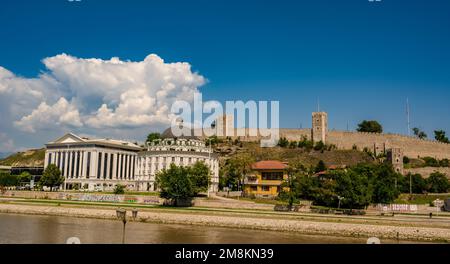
0,172,17,187
407,173,427,194
113,184,126,195
277,137,289,148
221,154,255,191
205,135,222,147
440,159,449,167
357,120,383,133
156,162,211,205
314,160,326,173
334,170,372,209
422,157,439,167
412,128,427,139
146,132,161,143
156,164,194,205
298,136,314,151
39,164,64,191
188,161,211,195
313,141,326,152
403,156,410,165
370,164,401,204
426,172,450,193
18,171,32,184
434,130,449,143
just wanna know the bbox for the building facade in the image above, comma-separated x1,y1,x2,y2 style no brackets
44,133,142,191
135,127,220,193
243,160,288,198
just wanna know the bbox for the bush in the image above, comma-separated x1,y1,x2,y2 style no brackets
440,159,449,167
314,141,326,151
426,172,450,193
113,184,126,195
277,137,289,148
403,156,410,164
298,137,314,151
422,157,439,167
0,172,18,187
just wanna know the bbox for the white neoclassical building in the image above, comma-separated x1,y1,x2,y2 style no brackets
135,127,220,193
44,130,220,193
44,133,142,191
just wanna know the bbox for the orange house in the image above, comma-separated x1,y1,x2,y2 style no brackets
243,160,288,198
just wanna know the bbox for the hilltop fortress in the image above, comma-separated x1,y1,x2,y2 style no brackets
203,112,450,166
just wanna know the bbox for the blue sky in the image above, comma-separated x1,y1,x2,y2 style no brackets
0,0,450,151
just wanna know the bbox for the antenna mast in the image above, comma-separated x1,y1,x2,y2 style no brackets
406,98,411,136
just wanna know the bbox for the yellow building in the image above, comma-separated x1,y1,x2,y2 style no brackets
243,160,288,198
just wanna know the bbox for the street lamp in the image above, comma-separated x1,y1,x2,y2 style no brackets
207,138,212,198
116,208,127,244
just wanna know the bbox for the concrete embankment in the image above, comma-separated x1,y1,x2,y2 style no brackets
0,203,448,243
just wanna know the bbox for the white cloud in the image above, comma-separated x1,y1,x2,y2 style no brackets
0,53,206,138
0,133,15,152
14,98,82,133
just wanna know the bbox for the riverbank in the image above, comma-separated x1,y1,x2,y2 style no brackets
0,202,449,243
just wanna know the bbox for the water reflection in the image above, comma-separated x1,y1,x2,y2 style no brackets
0,213,414,244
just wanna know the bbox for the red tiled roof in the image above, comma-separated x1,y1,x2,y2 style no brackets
251,160,288,170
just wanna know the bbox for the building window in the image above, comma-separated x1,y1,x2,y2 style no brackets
121,154,125,179
124,155,129,179
80,152,84,178
86,152,91,178
97,152,102,179
261,172,283,181
251,186,257,191
131,156,135,180
128,155,133,179
261,186,270,192
76,151,80,178
104,153,108,179
110,154,114,180
116,154,120,179
62,152,67,176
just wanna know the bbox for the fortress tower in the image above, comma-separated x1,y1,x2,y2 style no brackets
215,114,234,137
386,148,404,175
312,112,328,143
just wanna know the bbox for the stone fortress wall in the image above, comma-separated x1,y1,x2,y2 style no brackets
197,113,450,160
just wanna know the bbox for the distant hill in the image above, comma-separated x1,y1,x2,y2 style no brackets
0,149,45,167
0,152,12,159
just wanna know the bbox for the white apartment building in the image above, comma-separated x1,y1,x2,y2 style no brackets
135,127,220,193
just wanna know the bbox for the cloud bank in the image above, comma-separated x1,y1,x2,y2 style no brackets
0,54,206,149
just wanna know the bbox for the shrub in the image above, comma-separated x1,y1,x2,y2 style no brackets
113,184,126,195
422,157,439,167
314,141,326,151
426,172,450,193
277,137,289,148
403,156,410,164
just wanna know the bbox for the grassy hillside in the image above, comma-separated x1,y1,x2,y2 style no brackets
0,148,45,167
215,141,374,168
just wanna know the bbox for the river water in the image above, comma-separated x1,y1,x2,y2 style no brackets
0,213,416,244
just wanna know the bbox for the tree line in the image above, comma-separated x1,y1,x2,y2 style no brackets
279,162,450,209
